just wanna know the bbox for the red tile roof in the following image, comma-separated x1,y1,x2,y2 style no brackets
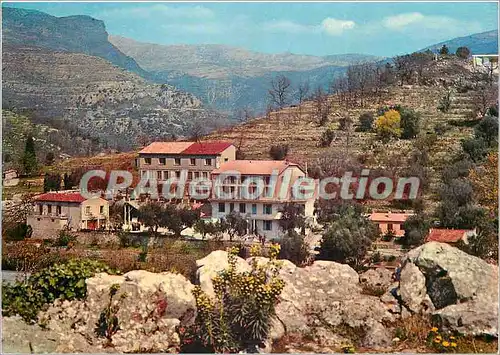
139,141,233,155
212,160,301,176
35,192,86,203
181,141,233,155
369,212,413,223
139,142,193,154
426,229,470,243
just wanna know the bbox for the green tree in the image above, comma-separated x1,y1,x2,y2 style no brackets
44,152,55,166
223,212,248,242
358,112,374,132
278,203,306,233
455,46,471,59
400,108,421,139
318,207,379,268
43,173,61,192
439,44,449,55
474,115,498,147
138,202,164,234
21,136,38,176
269,144,289,160
402,213,430,246
462,138,487,163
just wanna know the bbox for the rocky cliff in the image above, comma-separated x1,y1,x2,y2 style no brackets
2,7,148,77
2,44,227,152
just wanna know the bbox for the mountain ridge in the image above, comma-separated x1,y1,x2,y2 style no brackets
421,29,498,54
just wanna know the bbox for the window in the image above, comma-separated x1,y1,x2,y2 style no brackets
85,206,91,215
224,157,229,162
157,171,163,180
163,171,169,180
47,205,52,214
175,171,181,178
174,158,181,166
144,158,151,165
264,204,272,215
141,170,147,177
205,158,212,166
239,203,246,213
263,220,272,231
38,204,43,215
188,172,193,180
388,224,394,232
159,158,166,165
56,206,61,215
100,206,104,214
202,172,209,178
194,172,200,178
229,203,234,212
252,204,257,214
218,203,226,213
190,158,196,165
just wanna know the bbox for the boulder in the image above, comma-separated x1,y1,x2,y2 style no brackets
195,250,250,298
39,270,196,353
399,242,498,336
360,268,394,290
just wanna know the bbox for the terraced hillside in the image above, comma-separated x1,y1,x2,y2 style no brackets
205,59,496,207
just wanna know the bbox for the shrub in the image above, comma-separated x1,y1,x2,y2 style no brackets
437,91,452,113
54,230,77,247
279,230,310,266
318,207,379,268
439,45,449,55
269,144,289,160
462,138,487,163
5,223,32,241
402,213,431,247
180,245,285,353
400,107,421,139
358,112,374,132
2,259,116,322
455,46,470,59
375,109,401,141
320,128,335,147
95,284,122,347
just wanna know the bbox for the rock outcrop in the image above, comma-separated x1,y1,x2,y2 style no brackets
397,242,498,336
196,253,395,351
2,242,497,353
38,270,196,353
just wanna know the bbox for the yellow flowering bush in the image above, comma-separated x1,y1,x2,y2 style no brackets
181,245,285,353
375,109,401,141
427,327,459,353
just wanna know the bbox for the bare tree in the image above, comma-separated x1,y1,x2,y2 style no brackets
311,87,330,126
268,75,292,111
394,55,414,86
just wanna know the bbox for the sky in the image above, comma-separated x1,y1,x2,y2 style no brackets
3,1,498,57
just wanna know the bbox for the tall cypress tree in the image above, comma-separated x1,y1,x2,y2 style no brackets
21,136,38,176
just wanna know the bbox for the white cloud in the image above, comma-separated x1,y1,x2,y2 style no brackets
162,23,223,35
382,12,425,29
262,18,355,36
263,20,318,34
321,18,356,36
98,5,214,20
381,12,484,38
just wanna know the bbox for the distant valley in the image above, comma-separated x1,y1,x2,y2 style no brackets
2,5,498,159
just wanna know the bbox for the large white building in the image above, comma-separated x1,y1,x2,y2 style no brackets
210,160,315,240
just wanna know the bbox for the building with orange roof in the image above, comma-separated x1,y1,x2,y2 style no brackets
210,160,316,239
426,228,475,244
368,210,414,237
26,190,110,238
137,141,235,183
